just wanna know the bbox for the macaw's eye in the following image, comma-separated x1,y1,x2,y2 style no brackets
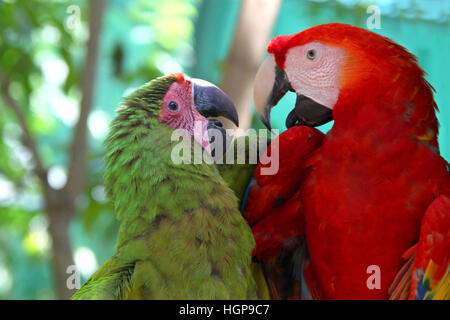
307,49,316,60
168,101,179,112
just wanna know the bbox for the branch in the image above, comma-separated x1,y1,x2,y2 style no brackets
65,0,106,201
0,77,48,185
220,0,282,130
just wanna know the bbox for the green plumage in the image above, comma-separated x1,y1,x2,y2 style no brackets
72,75,256,299
215,134,272,300
216,133,271,209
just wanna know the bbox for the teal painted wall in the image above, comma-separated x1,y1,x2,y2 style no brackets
192,0,450,161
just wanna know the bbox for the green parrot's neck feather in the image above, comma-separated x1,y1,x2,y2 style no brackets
102,76,256,299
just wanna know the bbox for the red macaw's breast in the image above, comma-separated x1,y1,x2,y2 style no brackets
299,129,448,299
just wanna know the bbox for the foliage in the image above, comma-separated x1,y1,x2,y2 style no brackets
0,0,85,299
0,0,200,299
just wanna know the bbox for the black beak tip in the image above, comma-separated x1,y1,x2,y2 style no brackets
260,112,271,131
228,106,239,127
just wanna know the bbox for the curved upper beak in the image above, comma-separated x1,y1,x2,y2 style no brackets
253,55,333,130
192,78,239,127
253,55,292,130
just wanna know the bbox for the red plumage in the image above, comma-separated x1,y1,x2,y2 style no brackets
246,24,450,299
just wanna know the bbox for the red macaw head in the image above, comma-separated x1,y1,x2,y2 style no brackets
254,23,434,131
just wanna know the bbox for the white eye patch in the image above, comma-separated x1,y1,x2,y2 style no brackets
284,42,345,109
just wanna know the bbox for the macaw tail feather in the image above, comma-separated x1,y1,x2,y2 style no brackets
414,260,450,300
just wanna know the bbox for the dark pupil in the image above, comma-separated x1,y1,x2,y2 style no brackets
168,101,178,111
308,50,315,58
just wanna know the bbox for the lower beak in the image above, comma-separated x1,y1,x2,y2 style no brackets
285,95,333,129
253,55,333,130
192,78,239,127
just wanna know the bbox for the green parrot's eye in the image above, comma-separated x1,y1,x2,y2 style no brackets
307,49,316,60
168,101,179,112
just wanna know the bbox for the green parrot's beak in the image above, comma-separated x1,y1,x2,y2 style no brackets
192,79,239,127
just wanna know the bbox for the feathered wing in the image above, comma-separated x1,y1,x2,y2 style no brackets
389,194,450,300
73,169,258,300
409,194,450,299
242,126,324,299
71,258,134,300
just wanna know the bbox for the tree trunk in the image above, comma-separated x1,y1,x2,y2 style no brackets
0,0,105,300
47,192,76,300
220,0,282,131
45,0,106,299
66,0,106,200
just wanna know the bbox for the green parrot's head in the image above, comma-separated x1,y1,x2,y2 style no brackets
120,73,238,153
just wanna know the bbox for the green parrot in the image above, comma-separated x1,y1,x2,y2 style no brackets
72,73,257,300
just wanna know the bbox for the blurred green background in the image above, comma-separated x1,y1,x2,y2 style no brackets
0,0,448,299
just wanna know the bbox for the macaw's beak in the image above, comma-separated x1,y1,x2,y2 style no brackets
192,78,239,127
253,55,333,130
253,55,292,130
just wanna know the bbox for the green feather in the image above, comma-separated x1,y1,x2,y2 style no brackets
216,133,271,207
215,133,272,300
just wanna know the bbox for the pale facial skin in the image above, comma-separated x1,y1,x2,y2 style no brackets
284,42,345,110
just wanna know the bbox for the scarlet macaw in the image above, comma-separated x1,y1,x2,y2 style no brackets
245,23,450,299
